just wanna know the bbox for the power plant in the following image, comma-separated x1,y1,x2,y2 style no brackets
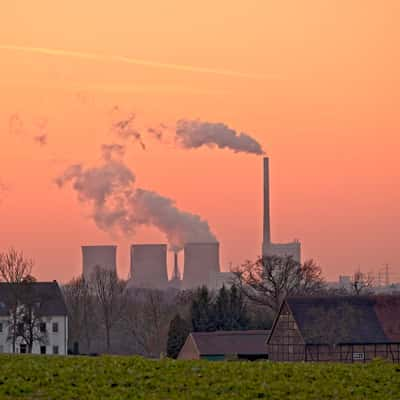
81,245,117,280
130,244,168,289
262,157,301,262
81,157,301,288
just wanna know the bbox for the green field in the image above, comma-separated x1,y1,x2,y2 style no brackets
0,355,399,399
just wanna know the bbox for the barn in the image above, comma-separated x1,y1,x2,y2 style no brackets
178,330,270,361
266,296,400,362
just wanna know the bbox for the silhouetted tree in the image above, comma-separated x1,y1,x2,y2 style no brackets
91,266,127,352
123,289,174,358
11,282,48,353
0,248,34,283
191,286,215,332
166,313,190,359
213,285,248,330
0,248,36,353
233,256,325,313
214,285,230,329
351,270,374,296
227,284,249,329
63,276,96,353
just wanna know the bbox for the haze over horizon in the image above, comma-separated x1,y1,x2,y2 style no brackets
1,1,399,282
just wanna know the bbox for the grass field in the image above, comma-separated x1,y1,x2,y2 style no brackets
0,355,399,399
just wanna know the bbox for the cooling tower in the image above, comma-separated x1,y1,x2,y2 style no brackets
130,244,168,289
183,242,220,289
82,245,117,280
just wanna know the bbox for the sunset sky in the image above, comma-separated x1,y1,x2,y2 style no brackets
1,0,399,282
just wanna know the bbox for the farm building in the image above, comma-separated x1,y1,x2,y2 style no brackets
267,296,400,362
178,330,270,361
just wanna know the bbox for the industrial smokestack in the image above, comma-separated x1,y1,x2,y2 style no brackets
183,242,220,289
262,157,271,255
130,244,168,289
260,157,302,262
172,251,181,280
82,245,117,280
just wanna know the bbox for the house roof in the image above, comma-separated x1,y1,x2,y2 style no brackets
285,296,400,345
0,281,68,316
190,330,270,356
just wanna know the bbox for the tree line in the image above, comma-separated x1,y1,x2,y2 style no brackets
0,247,391,358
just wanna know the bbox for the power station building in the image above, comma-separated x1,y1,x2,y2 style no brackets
130,244,168,289
262,157,301,262
81,245,117,280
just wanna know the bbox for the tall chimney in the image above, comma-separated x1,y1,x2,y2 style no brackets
262,157,271,255
173,251,181,280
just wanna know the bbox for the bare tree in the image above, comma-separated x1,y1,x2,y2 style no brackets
63,276,96,353
351,270,374,295
90,267,127,352
0,248,34,283
123,289,176,357
0,248,35,353
233,256,325,313
11,284,48,353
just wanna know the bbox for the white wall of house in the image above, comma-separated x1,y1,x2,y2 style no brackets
0,315,68,355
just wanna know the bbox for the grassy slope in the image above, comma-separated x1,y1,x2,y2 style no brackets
0,355,399,399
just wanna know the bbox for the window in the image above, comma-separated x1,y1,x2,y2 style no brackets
40,346,46,354
0,323,3,333
0,345,3,353
20,344,27,354
53,346,59,355
52,322,58,333
40,322,46,333
353,352,365,361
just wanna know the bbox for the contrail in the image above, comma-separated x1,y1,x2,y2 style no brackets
0,45,270,80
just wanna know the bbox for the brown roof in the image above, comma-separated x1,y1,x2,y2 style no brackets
0,281,68,316
191,330,270,356
282,296,400,345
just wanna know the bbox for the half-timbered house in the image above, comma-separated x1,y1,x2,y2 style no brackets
267,296,400,362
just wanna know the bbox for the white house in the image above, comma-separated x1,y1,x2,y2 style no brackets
0,281,68,355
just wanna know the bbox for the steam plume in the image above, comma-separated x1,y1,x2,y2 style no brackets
133,188,217,251
176,119,265,155
56,157,216,250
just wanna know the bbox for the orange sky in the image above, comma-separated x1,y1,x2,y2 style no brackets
0,0,399,282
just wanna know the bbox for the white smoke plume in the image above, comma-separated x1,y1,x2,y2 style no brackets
55,157,216,250
133,188,217,251
176,119,265,155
